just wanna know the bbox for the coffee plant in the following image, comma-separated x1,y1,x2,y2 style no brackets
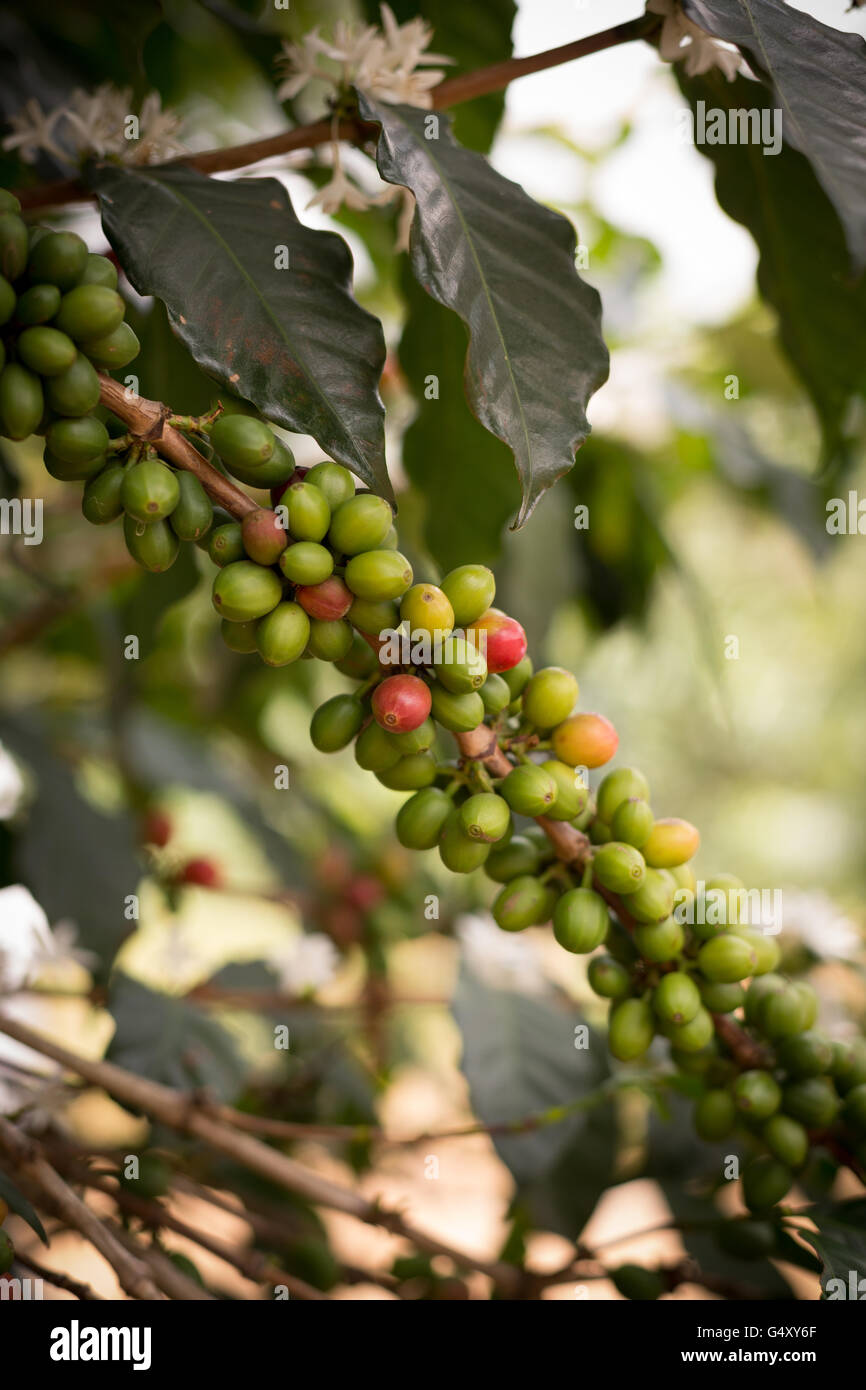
0,0,864,1318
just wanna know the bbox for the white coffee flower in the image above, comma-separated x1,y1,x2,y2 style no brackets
3,84,184,169
271,932,339,995
0,744,25,821
780,891,861,962
2,99,66,163
648,0,741,80
456,912,549,995
0,886,55,993
307,163,383,217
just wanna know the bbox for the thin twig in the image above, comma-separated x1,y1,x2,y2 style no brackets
13,1253,103,1301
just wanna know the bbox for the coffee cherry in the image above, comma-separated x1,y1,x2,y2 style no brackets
0,191,18,213
27,229,87,288
466,607,527,673
17,325,77,376
44,447,105,482
348,596,399,634
589,818,612,844
744,973,787,1026
295,576,354,622
429,685,484,732
654,971,701,1026
209,522,245,567
642,817,700,869
82,463,126,525
306,460,355,510
124,515,179,572
241,508,287,565
760,985,812,1040
500,763,557,817
328,493,393,554
169,472,213,542
595,767,650,824
626,867,675,923
782,1077,838,1129
551,713,618,770
733,1070,781,1121
843,1084,866,1134
211,414,275,473
776,1030,833,1078
440,564,496,626
608,997,655,1061
763,1114,809,1168
281,481,331,542
396,787,453,850
493,874,551,932
389,717,436,755
438,812,491,873
45,352,101,415
698,933,758,985
46,414,109,464
310,694,365,751
307,618,354,662
542,759,589,821
501,655,533,699
400,583,454,641
221,618,259,653
610,798,654,848
55,284,125,341
694,1088,736,1140
122,460,180,523
592,842,646,894
355,720,403,773
484,834,542,883
742,1156,792,1213
256,601,310,666
634,916,685,961
662,1007,714,1052
345,550,413,601
731,928,780,976
611,1264,664,1301
372,674,432,733
793,981,818,1030
831,1039,866,1093
212,561,282,622
120,1152,172,1197
0,275,15,327
80,320,140,369
280,542,334,586
553,887,609,953
479,673,511,715
434,635,487,692
521,667,579,730
715,1219,776,1260
699,979,745,1013
703,874,746,926
459,793,511,843
15,283,59,325
588,954,631,999
80,253,118,288
0,363,43,439
0,212,27,282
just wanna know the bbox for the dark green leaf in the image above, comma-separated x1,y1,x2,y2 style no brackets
683,0,866,270
107,974,246,1102
358,94,609,526
88,164,391,497
123,298,217,418
678,68,866,458
0,1167,48,1244
798,1198,866,1296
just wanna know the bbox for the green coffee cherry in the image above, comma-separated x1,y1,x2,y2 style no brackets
553,887,608,953
169,472,213,541
328,493,393,554
256,601,311,666
439,813,491,873
793,982,818,1031
46,414,109,463
82,463,126,525
592,842,646,895
27,229,87,288
543,760,589,821
733,1070,781,1121
626,867,675,924
43,447,104,481
715,1219,776,1261
0,213,29,281
280,542,334,586
493,874,551,932
610,798,654,848
55,285,125,342
45,352,101,415
212,561,283,623
642,817,700,869
782,1077,838,1129
589,819,612,845
380,525,399,550
345,550,413,601
587,955,631,1000
697,933,757,984
220,619,259,653
501,655,533,699
440,564,496,626
0,274,16,326
732,928,780,976
699,979,745,1014
0,191,19,213
429,685,484,733
355,721,402,773
283,481,331,542
500,763,557,817
661,1006,714,1053
633,916,684,962
459,793,511,843
306,461,355,510
776,1031,833,1079
831,1039,866,1093
348,596,399,635
211,414,275,472
389,717,436,755
123,515,179,572
763,1114,808,1168
0,363,43,439
742,1156,792,1213
434,636,487,692
209,522,245,567
653,971,701,1026
479,673,511,715
611,1264,664,1302
608,997,654,1062
310,694,365,751
596,767,650,824
336,635,379,680
396,787,453,850
121,460,180,523
80,321,140,369
484,835,542,883
80,253,118,288
843,1084,866,1134
307,618,354,662
760,985,812,1040
744,973,787,1026
17,325,77,376
694,1088,736,1141
377,753,437,791
521,667,579,730
702,874,746,927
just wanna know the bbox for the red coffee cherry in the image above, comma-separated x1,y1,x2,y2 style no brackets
295,576,353,621
467,607,527,674
372,674,432,734
241,508,288,566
